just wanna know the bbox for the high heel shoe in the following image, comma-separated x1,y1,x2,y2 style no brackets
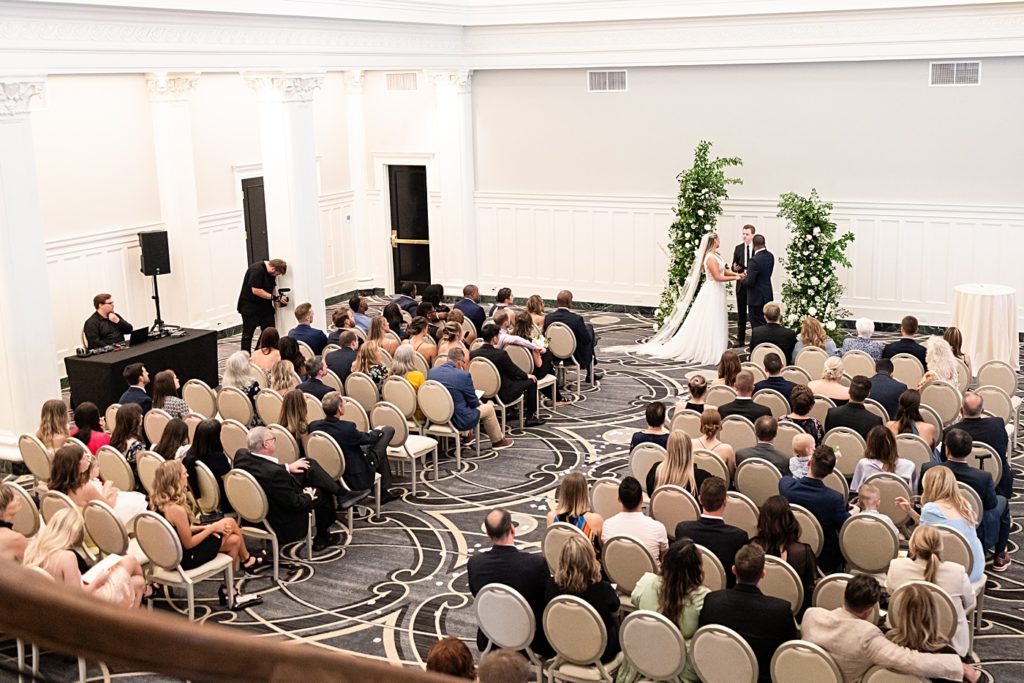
217,584,228,607
241,553,267,574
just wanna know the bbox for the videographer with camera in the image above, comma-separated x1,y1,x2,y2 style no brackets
237,258,290,353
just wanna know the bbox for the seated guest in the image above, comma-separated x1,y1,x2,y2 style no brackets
151,370,190,419
308,392,395,501
546,470,604,546
748,302,797,364
118,363,151,415
251,327,281,373
287,302,328,355
425,637,475,681
692,408,736,473
390,343,426,389
36,398,70,452
802,574,973,683
446,308,477,345
326,306,355,346
887,585,970,683
779,445,849,572
108,403,145,466
922,428,1010,572
471,323,544,427
70,402,110,454
23,508,145,608
752,495,816,615
851,425,917,492
182,418,231,511
677,374,708,414
943,326,972,378
870,358,908,419
601,476,668,566
349,295,371,333
717,371,772,423
787,433,814,479
390,282,419,316
713,350,741,387
269,359,300,394
675,477,749,588
886,525,975,657
780,385,824,446
854,483,900,535
49,443,145,524
526,294,546,329
753,352,796,399
298,357,333,401
0,486,28,562
454,284,486,333
920,336,960,388
735,416,790,475
437,320,468,358
406,316,437,364
421,284,450,314
428,348,512,450
352,341,389,388
478,649,531,683
949,392,1010,498
367,314,399,357
792,316,839,359
467,508,551,656
222,351,263,409
544,290,602,382
278,337,307,379
232,426,348,550
544,534,620,663
325,330,359,383
488,287,514,317
841,317,885,360
153,417,190,461
416,301,439,333
278,389,310,457
630,401,670,450
625,538,709,683
648,431,710,497
887,390,938,452
698,544,796,683
83,292,132,350
882,315,928,366
824,374,881,438
382,303,406,341
808,357,851,405
508,310,557,384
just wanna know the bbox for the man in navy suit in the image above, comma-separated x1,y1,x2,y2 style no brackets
390,282,419,315
543,290,602,382
868,359,907,419
779,445,850,572
881,316,927,366
287,302,328,355
298,357,333,401
948,392,1011,498
742,235,774,329
428,348,513,450
453,284,486,333
325,330,359,383
754,352,797,400
118,362,151,415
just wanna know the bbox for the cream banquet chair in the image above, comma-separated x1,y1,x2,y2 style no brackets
891,353,925,387
18,434,53,484
180,412,202,444
543,595,623,683
771,640,843,683
795,346,829,380
133,511,234,621
841,350,876,380
475,584,547,682
690,624,758,683
861,472,913,528
954,359,971,393
461,318,477,340
143,408,172,445
753,388,790,419
469,339,486,352
3,483,40,539
888,581,958,644
823,469,850,501
840,513,899,574
864,398,890,422
742,362,768,383
782,365,812,386
750,343,786,369
419,379,479,469
378,347,394,367
650,485,700,540
761,555,804,615
344,372,380,414
547,321,591,395
352,327,367,344
372,401,439,497
254,389,284,427
967,441,1003,485
339,396,371,433
104,403,121,433
722,491,760,539
669,409,703,438
382,375,423,434
182,379,218,419
629,442,667,495
861,666,928,683
217,386,254,426
920,380,962,427
602,536,657,611
919,404,944,440
542,522,588,576
135,451,165,495
809,395,836,424
412,351,431,377
619,610,688,683
696,544,727,592
734,457,783,508
823,427,867,478
296,340,315,361
976,360,1017,397
721,415,757,450
82,500,147,566
790,504,824,556
895,433,933,471
931,523,986,636
775,420,806,458
812,573,856,612
693,449,729,482
267,424,300,465
590,477,621,521
322,369,344,394
705,385,738,408
957,482,983,524
432,354,449,369
305,431,373,531
96,445,135,493
506,344,558,414
975,384,1017,444
193,460,222,515
323,343,341,356
470,356,524,434
304,394,326,422
219,419,250,460
251,366,269,388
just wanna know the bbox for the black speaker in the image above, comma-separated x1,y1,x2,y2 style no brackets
139,230,171,276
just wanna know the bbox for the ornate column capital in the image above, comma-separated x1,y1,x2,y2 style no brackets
432,69,472,94
146,73,199,102
244,72,324,103
0,78,46,118
343,69,365,93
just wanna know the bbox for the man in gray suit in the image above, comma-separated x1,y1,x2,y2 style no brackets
735,416,791,475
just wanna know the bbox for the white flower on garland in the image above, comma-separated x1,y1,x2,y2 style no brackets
826,320,836,331
697,209,705,216
810,276,820,285
808,306,817,316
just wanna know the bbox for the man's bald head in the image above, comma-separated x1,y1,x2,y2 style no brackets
556,290,573,307
484,508,513,542
962,392,984,417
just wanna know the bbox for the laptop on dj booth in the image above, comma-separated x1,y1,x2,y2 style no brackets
128,327,150,347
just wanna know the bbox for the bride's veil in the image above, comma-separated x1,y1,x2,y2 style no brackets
610,232,712,354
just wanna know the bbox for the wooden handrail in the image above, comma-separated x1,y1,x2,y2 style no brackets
0,559,453,682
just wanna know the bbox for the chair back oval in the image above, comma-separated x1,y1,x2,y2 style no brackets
812,573,856,612
475,583,536,652
720,415,757,450
864,398,889,421
722,491,759,538
323,343,341,356
918,404,943,438
18,433,54,481
370,401,411,448
823,469,850,500
193,460,221,513
217,386,254,426
840,513,899,574
741,362,767,383
954,359,971,392
412,351,431,377
669,409,703,438
469,339,486,352
3,482,40,538
295,340,315,361
620,610,688,682
182,379,217,419
40,490,76,524
734,457,783,508
704,385,738,408
781,365,812,386
790,504,825,556
920,380,962,426
143,408,172,445
505,345,533,375
219,419,250,460
546,322,577,361
589,477,620,521
841,350,876,379
96,445,135,493
838,373,853,388
888,581,958,644
895,433,933,472
321,369,344,394
133,511,185,570
104,403,121,433
337,397,370,433
822,427,867,478
304,394,326,422
469,357,502,398
543,595,608,667
83,500,129,556
223,469,270,524
432,354,449,369
460,318,478,340
891,353,925,387
771,640,843,683
352,327,367,343
305,431,345,479
135,451,165,494
377,347,394,367
601,536,657,595
542,522,588,576
649,485,700,540
861,666,928,683
382,375,419,420
690,624,758,683
861,472,913,527
974,385,1013,423
629,442,667,495
957,482,983,523
266,424,299,465
250,366,269,388
761,555,804,615
693,449,729,482
795,346,830,379
254,389,284,427
809,395,835,424
750,343,786,369
932,524,976,579
775,420,806,457
976,360,1016,395
344,372,379,414
753,389,790,419
418,380,456,427
693,543,726,592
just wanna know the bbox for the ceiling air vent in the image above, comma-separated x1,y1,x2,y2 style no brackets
386,72,419,91
588,70,627,92
930,62,980,86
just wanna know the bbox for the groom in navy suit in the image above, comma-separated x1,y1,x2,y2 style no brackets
743,235,774,329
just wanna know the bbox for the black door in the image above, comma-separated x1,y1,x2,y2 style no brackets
242,177,269,265
388,165,431,293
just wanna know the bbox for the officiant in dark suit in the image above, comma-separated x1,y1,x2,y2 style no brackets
731,224,756,346
743,235,774,328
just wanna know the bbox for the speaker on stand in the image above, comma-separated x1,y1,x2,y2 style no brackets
138,230,172,337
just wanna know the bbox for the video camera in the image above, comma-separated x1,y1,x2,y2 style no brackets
273,287,292,307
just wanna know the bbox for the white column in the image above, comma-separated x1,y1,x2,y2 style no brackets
343,70,374,292
245,72,327,333
0,79,61,458
433,69,477,286
146,73,208,328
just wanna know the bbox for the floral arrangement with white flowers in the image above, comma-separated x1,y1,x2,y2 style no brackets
777,189,855,344
655,140,743,326
531,334,550,351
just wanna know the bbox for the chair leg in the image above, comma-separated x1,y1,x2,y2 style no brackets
432,445,439,480
374,478,381,517
186,582,195,621
16,639,25,683
306,513,313,559
31,643,38,677
476,424,481,456
78,657,87,683
408,448,418,497
271,535,280,582
455,433,462,469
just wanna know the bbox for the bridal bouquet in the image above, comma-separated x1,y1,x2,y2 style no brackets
532,334,550,351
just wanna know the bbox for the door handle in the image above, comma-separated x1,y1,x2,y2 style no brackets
390,230,429,248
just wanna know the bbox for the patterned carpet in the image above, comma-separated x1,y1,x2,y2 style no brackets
12,307,1023,682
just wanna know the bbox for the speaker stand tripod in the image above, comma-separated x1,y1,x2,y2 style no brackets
150,269,169,338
